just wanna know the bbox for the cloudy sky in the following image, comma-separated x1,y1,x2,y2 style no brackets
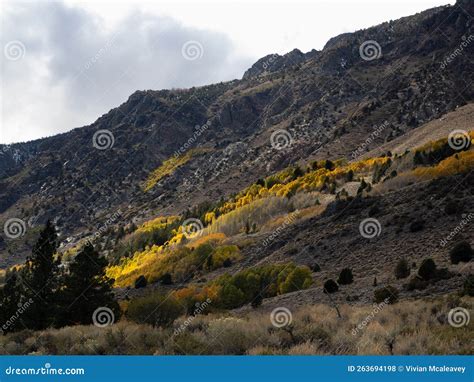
1,0,454,144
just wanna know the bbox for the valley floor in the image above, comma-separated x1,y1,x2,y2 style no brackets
1,295,472,355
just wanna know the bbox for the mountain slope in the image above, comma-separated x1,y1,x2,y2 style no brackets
0,0,473,266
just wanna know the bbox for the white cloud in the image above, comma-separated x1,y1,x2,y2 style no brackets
0,0,454,143
0,1,253,143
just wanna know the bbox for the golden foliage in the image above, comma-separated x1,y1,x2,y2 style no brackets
215,157,389,216
412,150,474,179
415,131,474,154
185,233,226,248
143,148,210,192
136,216,179,234
107,240,239,288
207,197,292,236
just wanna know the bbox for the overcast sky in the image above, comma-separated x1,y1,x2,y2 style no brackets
1,0,454,144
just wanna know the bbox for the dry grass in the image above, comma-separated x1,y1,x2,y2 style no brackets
1,295,471,355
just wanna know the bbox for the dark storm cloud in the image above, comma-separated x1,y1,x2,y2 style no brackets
1,1,253,143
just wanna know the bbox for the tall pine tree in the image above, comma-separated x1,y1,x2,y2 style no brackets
0,270,25,333
21,220,61,330
58,243,120,326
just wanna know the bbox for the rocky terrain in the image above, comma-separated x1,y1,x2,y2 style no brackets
0,0,473,356
1,0,473,267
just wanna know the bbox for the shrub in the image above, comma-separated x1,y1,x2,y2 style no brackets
251,294,263,308
126,294,184,327
357,179,368,194
134,275,147,289
337,268,353,285
311,263,321,272
374,285,398,304
409,220,424,232
449,241,473,264
207,245,241,270
194,243,214,265
435,267,452,280
324,160,334,171
160,273,173,285
279,267,313,294
394,259,410,279
345,170,354,182
368,204,380,217
406,276,428,291
172,333,208,355
323,279,338,293
444,200,458,215
462,274,474,296
212,263,312,309
418,258,436,281
219,284,246,309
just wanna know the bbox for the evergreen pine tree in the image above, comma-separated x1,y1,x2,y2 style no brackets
0,271,25,333
21,220,60,330
59,243,120,326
